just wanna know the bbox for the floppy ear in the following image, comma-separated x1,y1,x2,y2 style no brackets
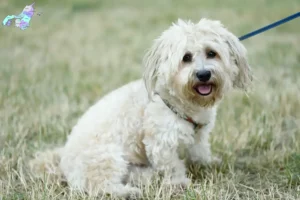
143,39,161,99
225,33,253,90
143,19,188,99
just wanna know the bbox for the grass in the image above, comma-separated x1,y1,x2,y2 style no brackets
0,0,299,199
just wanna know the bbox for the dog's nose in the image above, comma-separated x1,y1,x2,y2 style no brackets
196,70,211,82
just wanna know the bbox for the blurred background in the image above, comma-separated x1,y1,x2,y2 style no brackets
0,0,299,199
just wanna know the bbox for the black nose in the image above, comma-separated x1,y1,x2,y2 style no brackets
196,70,211,82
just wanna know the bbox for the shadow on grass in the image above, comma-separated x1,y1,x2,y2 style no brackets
188,151,300,190
285,153,300,186
71,1,102,13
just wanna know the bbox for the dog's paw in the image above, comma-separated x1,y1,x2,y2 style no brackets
211,156,222,166
163,176,191,188
171,177,191,188
193,155,222,166
127,186,143,199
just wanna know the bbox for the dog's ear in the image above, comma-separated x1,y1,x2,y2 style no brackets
143,20,188,99
143,40,161,99
225,33,253,90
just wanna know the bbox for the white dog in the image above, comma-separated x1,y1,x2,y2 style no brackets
30,18,252,198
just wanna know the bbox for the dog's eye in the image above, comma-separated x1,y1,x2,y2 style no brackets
182,52,193,63
206,50,217,59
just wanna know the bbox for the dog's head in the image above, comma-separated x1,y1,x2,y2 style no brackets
143,19,252,107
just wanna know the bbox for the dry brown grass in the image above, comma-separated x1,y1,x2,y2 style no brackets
0,0,299,199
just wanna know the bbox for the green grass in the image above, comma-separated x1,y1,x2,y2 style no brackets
0,0,299,199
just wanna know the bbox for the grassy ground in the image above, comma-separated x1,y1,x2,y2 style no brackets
0,0,299,199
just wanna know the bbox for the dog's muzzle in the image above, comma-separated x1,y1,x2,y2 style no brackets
194,70,213,96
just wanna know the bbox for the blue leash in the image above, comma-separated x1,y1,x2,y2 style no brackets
239,12,300,41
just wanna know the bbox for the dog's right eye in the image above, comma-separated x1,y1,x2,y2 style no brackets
182,52,193,63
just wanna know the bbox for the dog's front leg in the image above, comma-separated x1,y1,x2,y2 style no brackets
143,135,191,187
188,127,221,165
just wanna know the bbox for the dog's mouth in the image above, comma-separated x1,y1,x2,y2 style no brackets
194,83,214,96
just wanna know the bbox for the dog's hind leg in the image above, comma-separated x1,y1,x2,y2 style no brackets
60,143,141,198
126,164,157,187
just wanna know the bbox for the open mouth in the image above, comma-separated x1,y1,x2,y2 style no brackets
194,83,213,96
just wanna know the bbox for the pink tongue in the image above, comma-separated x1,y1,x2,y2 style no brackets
197,85,212,95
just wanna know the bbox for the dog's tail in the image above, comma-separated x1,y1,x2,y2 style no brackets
29,147,65,183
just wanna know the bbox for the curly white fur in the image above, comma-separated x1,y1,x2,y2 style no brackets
29,18,252,198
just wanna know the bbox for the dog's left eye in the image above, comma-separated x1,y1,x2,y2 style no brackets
182,52,193,63
206,50,217,59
